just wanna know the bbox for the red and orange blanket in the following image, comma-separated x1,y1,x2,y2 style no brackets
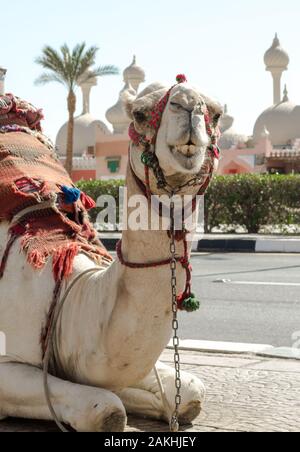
0,94,111,282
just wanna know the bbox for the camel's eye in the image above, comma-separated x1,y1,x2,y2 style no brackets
214,113,222,123
133,110,147,123
170,102,183,110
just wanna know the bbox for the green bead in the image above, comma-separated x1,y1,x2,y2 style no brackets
182,294,201,312
141,152,154,167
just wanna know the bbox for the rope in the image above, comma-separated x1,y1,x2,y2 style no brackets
154,365,173,422
43,267,103,432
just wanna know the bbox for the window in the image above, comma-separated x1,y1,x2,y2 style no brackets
107,157,121,174
255,155,266,166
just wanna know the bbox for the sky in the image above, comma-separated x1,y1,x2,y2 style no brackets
2,0,300,141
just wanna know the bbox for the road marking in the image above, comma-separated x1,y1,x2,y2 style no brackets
214,279,300,287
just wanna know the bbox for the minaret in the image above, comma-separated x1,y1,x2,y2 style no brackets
123,56,145,91
264,34,290,105
80,75,97,115
106,56,146,134
0,67,7,95
106,82,136,134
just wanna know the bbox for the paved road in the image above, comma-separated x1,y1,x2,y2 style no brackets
178,253,300,347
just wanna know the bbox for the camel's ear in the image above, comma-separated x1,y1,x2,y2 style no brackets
202,95,223,126
121,89,137,120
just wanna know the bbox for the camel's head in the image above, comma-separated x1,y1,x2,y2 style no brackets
124,79,223,191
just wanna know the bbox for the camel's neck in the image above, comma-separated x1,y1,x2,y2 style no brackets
120,164,190,263
56,163,197,389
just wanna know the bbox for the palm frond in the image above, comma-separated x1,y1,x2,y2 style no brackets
94,65,120,77
76,46,99,79
35,43,119,91
35,46,67,81
34,72,66,86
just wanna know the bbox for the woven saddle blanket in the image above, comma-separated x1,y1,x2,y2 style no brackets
0,94,111,282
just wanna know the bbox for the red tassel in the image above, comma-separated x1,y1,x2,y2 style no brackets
53,243,79,281
80,192,96,210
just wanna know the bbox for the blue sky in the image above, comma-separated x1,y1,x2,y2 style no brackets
2,0,300,141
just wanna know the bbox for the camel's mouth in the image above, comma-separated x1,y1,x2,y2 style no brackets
169,145,206,171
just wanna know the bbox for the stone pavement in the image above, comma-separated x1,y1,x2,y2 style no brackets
0,350,299,432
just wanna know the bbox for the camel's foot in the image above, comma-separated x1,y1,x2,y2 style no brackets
0,363,126,432
118,361,205,426
64,386,127,432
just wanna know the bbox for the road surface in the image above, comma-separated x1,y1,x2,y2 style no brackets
178,253,300,347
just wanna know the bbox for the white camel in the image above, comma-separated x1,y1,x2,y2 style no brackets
0,79,222,432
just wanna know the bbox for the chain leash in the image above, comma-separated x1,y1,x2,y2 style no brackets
169,197,182,433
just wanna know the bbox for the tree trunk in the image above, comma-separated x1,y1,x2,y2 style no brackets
65,90,76,176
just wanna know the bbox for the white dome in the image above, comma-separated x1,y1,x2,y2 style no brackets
253,96,300,146
219,128,247,149
123,56,145,90
56,113,111,156
264,34,289,70
106,83,136,134
219,105,247,148
220,105,234,133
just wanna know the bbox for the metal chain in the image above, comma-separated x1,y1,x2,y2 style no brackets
169,197,182,433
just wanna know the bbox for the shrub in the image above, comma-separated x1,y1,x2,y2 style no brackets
205,174,300,233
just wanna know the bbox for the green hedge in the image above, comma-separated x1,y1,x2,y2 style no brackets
77,175,300,234
205,174,300,233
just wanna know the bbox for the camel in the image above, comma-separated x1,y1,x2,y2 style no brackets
0,77,222,432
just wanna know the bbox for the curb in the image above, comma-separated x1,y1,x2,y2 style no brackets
167,339,300,360
100,236,300,254
195,238,256,253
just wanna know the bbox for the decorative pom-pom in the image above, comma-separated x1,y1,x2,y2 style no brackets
176,74,187,84
80,192,96,210
182,294,201,312
61,186,81,205
178,292,200,312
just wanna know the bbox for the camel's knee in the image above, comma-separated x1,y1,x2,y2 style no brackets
156,363,206,424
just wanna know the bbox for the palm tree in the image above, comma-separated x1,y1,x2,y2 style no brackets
35,43,119,175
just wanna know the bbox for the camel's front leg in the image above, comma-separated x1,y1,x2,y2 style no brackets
118,361,205,425
0,363,126,432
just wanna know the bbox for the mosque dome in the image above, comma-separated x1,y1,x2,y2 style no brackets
219,105,247,149
220,105,234,133
123,56,145,91
56,114,111,156
264,34,290,70
253,87,300,146
106,82,136,134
